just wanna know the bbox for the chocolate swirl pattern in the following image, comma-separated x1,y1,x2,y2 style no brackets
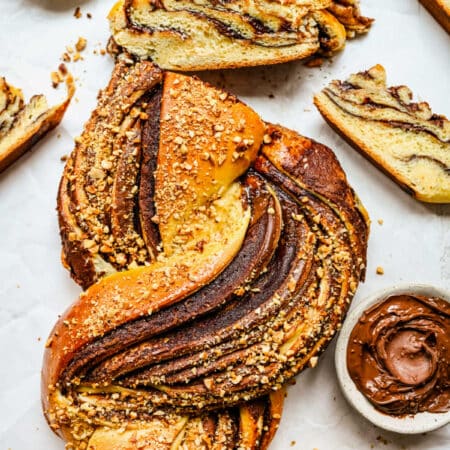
43,60,369,449
314,64,450,203
347,294,450,416
107,0,372,70
0,75,74,173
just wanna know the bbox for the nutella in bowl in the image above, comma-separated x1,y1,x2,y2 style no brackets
335,284,450,434
347,294,449,416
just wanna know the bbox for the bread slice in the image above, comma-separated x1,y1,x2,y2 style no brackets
0,76,74,173
314,65,450,203
420,0,450,33
107,0,367,70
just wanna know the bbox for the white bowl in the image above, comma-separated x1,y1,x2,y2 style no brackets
335,283,450,434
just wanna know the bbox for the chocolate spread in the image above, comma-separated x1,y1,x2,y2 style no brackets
347,294,450,416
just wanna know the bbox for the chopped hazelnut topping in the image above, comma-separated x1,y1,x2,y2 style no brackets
75,37,87,52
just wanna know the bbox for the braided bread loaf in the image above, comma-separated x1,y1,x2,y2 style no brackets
107,0,372,70
43,60,369,449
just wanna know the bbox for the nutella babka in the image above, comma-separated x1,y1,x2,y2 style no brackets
314,65,450,203
0,76,73,173
43,60,369,449
107,0,372,70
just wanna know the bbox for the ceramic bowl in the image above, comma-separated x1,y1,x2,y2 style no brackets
335,283,450,434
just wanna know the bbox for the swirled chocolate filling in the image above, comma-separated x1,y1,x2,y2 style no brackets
347,294,450,416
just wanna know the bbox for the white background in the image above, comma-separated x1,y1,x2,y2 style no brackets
0,1,449,449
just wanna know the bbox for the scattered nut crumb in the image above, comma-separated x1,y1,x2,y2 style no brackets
305,57,324,68
378,219,384,225
51,71,63,88
87,13,92,19
73,52,82,62
290,441,296,447
376,435,389,445
58,63,68,76
73,7,82,19
75,37,87,52
61,52,71,63
376,266,384,275
60,155,68,162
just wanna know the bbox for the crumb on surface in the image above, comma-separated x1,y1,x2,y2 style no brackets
51,71,63,88
305,57,324,68
377,219,384,225
74,6,82,19
290,441,296,447
58,63,68,76
376,435,389,445
376,266,384,275
62,52,71,63
75,37,87,52
61,155,68,162
51,63,71,88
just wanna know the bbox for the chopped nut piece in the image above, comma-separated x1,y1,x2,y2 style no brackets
51,71,63,88
58,63,68,76
75,37,87,52
305,57,324,68
101,160,113,170
73,6,82,19
309,356,319,368
376,266,384,275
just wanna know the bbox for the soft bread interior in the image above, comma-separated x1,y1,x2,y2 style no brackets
314,65,450,203
108,0,350,70
0,76,74,173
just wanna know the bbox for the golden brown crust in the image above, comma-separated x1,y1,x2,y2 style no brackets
0,75,74,173
45,61,369,449
420,0,450,33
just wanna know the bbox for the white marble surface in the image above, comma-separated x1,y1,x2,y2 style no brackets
0,1,449,449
